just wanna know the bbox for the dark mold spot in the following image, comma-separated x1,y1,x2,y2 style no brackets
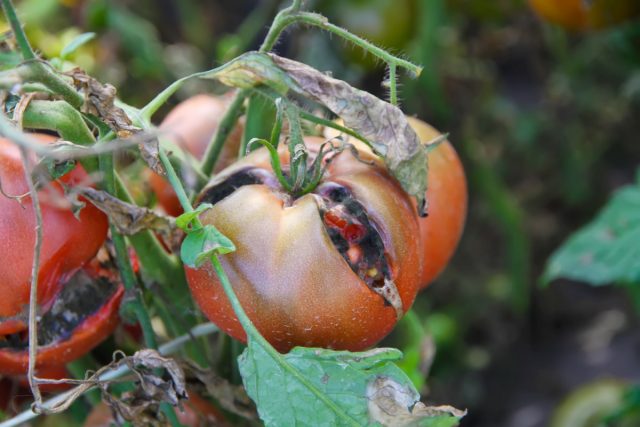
0,269,118,350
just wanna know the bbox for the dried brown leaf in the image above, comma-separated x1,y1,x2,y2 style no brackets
65,67,139,137
367,376,466,427
79,187,179,248
98,349,188,426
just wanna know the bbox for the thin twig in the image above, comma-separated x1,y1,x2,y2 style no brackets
19,146,44,410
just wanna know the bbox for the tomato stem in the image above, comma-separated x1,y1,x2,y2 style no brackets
0,0,35,60
388,63,398,106
201,89,248,176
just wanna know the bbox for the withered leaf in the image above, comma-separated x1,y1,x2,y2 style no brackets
138,132,163,175
124,349,188,406
65,67,139,137
202,52,428,214
79,187,179,247
367,376,466,426
98,349,189,427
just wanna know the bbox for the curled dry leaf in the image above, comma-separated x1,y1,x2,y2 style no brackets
78,187,180,250
367,376,466,426
368,377,464,426
96,349,188,426
64,68,139,138
201,52,428,215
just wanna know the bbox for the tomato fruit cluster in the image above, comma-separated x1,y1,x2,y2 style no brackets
0,136,123,375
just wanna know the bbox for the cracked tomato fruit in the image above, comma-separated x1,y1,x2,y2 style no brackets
0,136,122,375
185,137,422,352
149,94,244,216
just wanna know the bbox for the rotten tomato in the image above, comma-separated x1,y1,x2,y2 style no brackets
185,137,422,352
0,136,123,375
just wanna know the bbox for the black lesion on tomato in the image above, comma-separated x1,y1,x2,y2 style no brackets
316,182,392,290
0,269,118,350
198,168,264,206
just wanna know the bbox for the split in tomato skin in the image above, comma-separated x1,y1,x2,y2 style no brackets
324,118,468,289
0,260,124,376
186,137,422,353
0,136,109,336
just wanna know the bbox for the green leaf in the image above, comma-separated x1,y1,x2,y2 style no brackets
60,32,96,59
43,158,77,180
239,344,465,427
175,203,213,231
181,225,235,267
543,183,640,286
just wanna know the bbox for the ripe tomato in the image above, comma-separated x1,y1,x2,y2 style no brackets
407,117,467,288
529,0,640,31
185,137,422,352
0,136,109,336
325,118,467,289
149,94,244,216
0,258,124,375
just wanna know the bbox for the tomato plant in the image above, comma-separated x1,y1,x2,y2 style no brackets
185,137,422,352
529,0,640,31
149,94,244,216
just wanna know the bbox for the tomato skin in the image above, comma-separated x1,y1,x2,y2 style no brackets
529,0,640,31
407,117,467,289
149,94,244,216
186,137,421,352
0,136,109,336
